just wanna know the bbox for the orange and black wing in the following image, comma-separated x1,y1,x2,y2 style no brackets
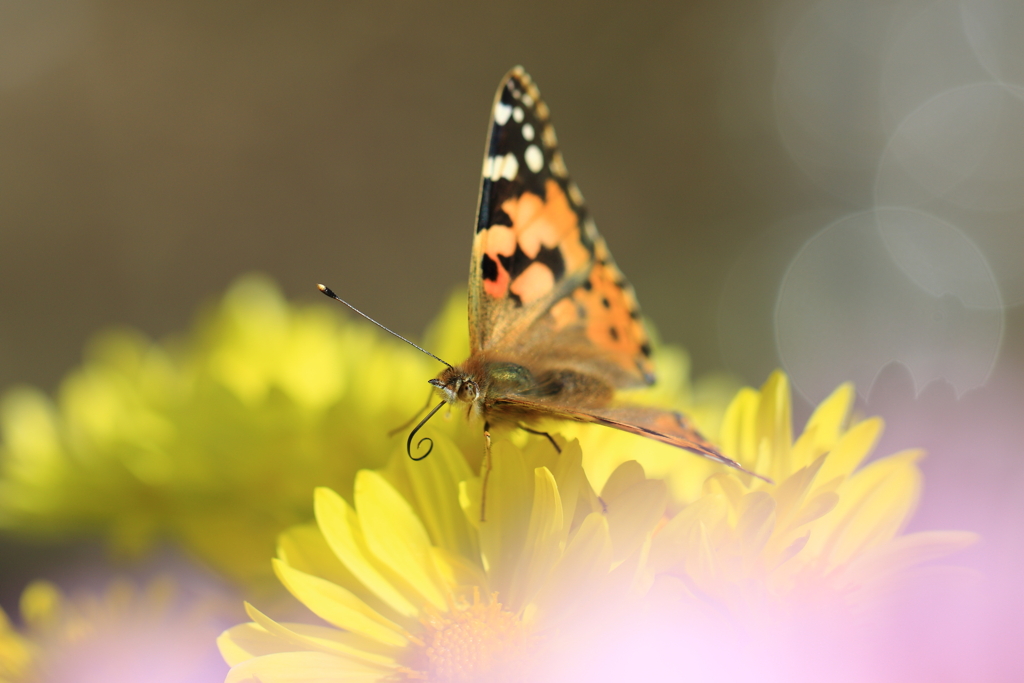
469,67,655,389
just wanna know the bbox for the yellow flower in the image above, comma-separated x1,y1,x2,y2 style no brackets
0,578,229,683
218,434,669,682
647,370,978,616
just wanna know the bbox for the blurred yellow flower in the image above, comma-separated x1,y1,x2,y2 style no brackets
218,435,668,682
0,578,228,683
0,276,721,589
0,276,458,586
647,370,978,617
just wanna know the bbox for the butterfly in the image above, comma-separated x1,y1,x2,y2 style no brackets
320,67,768,514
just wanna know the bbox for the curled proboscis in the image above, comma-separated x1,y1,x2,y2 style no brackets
407,400,446,461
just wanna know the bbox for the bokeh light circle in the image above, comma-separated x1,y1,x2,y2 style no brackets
960,0,1024,87
875,82,1024,304
775,210,1003,403
879,0,992,136
773,0,898,203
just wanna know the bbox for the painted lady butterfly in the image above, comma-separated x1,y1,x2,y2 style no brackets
321,67,768,513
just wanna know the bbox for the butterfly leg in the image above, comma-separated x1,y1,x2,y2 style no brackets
517,424,561,454
480,421,492,523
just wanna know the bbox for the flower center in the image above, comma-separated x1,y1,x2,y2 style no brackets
405,592,529,683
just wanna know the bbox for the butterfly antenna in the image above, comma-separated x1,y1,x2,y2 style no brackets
317,284,453,368
407,400,447,461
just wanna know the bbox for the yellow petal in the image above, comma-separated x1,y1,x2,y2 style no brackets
811,451,922,567
278,522,354,589
354,471,446,611
314,487,419,618
817,417,883,483
701,472,746,509
600,460,646,501
773,531,810,569
272,559,407,648
609,533,654,598
474,441,531,598
688,520,720,590
772,455,826,529
649,494,729,573
737,491,776,556
458,478,481,533
788,428,819,474
508,466,564,610
548,440,588,538
757,370,792,474
531,512,614,626
605,478,668,563
428,546,489,593
790,384,856,470
789,491,839,530
803,382,854,452
399,432,478,560
218,618,400,671
225,651,389,683
218,622,282,666
720,388,760,464
244,602,398,668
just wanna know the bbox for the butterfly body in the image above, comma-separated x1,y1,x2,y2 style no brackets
430,355,614,423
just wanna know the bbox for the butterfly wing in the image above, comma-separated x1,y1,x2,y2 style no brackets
469,67,655,389
494,394,771,483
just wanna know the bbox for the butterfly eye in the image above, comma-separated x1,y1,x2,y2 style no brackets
458,382,479,401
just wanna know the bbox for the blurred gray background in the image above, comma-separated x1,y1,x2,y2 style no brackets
3,0,1023,403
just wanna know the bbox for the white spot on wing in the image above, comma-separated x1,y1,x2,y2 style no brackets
525,145,544,173
521,93,535,108
488,155,514,181
500,153,519,181
494,101,512,125
483,156,494,178
522,123,535,141
513,107,524,123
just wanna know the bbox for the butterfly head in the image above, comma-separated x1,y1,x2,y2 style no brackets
429,368,480,406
